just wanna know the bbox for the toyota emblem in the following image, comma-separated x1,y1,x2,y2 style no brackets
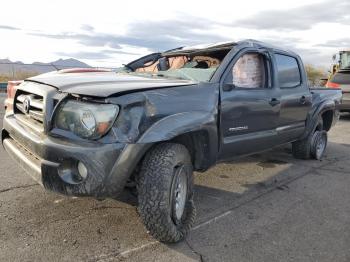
23,97,30,114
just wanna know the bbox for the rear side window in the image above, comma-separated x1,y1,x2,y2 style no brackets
275,54,301,88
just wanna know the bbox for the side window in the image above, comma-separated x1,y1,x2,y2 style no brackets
230,53,266,88
275,54,301,88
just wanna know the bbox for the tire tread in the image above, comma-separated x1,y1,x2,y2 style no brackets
137,143,196,243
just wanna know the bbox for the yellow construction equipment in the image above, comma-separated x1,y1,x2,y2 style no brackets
326,50,350,87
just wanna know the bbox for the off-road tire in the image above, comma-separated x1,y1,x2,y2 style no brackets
137,143,196,243
292,117,325,160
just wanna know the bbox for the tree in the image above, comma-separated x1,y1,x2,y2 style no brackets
305,64,327,86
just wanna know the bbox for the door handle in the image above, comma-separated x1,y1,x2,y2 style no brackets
300,96,306,104
269,98,280,106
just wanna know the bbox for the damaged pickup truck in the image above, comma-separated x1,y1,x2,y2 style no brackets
2,40,342,243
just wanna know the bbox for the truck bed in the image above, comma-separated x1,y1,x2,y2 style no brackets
310,87,342,100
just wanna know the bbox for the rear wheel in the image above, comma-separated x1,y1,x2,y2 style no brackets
292,117,327,160
137,143,196,243
310,130,327,160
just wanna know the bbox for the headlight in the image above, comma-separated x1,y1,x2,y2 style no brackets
54,100,119,139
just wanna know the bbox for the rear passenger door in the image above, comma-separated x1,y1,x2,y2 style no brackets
273,53,312,142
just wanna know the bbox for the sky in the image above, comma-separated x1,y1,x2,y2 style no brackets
0,0,349,69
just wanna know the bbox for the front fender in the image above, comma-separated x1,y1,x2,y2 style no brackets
106,83,219,171
137,111,215,143
107,82,219,144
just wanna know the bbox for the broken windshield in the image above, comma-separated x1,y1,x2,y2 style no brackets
121,43,234,82
123,67,217,82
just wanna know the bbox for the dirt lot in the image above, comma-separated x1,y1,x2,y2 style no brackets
1,94,350,262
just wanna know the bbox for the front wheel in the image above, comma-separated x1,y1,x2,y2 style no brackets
137,143,196,243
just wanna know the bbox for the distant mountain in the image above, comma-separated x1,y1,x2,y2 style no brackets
0,58,91,75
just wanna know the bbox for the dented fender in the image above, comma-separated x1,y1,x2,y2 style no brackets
104,83,220,171
107,83,220,144
137,111,215,143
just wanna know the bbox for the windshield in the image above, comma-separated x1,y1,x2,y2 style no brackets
124,67,217,82
120,45,233,82
340,52,350,70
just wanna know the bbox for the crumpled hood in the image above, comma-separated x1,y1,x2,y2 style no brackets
27,71,196,97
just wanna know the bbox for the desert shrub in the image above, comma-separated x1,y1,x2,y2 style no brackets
305,64,327,86
0,70,39,82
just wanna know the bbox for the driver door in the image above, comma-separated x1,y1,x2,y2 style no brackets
219,49,281,160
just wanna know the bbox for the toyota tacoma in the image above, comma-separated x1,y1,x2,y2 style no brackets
2,40,342,243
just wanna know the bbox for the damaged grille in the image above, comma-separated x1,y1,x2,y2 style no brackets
14,91,45,132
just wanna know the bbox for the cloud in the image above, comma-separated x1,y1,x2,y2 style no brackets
256,37,331,67
80,24,94,32
30,15,229,52
0,25,20,30
233,0,350,31
56,49,139,60
56,51,111,60
259,36,302,50
26,13,337,67
317,38,350,48
118,18,229,50
298,50,332,69
31,32,123,49
103,49,139,55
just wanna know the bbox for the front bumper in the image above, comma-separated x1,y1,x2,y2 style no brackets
2,114,150,198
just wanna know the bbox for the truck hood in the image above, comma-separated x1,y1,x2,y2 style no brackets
26,71,196,97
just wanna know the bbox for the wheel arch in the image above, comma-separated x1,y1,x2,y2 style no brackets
167,130,217,171
135,129,217,173
302,101,336,139
136,111,219,171
321,110,334,131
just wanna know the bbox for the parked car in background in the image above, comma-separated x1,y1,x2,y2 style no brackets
326,50,350,112
327,70,350,112
3,81,22,110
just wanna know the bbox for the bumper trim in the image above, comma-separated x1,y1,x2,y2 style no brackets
3,138,58,186
2,114,152,197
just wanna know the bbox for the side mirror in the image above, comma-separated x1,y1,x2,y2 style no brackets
223,83,236,91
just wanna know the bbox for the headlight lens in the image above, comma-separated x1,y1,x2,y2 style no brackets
54,100,119,139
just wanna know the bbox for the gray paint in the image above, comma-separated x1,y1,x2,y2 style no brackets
1,40,342,198
27,71,196,97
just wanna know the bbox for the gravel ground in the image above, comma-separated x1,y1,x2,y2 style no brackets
1,95,349,262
